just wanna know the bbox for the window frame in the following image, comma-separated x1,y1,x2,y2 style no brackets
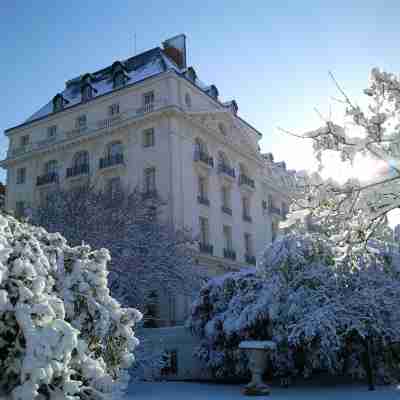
142,128,155,148
16,167,26,184
144,167,156,193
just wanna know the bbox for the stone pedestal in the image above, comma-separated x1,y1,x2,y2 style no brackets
239,341,276,396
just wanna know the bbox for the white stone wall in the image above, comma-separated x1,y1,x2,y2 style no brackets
2,71,295,324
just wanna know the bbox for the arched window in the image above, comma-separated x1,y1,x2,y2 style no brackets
45,160,58,175
106,141,123,159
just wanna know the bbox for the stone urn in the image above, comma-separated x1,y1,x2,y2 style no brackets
239,341,276,396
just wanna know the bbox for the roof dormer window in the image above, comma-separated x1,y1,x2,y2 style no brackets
80,73,97,102
185,67,197,83
113,72,125,88
52,94,68,113
111,61,128,89
82,85,93,102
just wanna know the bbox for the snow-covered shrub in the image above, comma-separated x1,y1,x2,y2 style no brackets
189,269,269,378
189,233,400,383
0,214,142,399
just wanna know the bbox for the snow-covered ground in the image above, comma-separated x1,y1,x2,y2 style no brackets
127,382,400,399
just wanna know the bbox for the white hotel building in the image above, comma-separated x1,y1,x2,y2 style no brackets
1,34,297,292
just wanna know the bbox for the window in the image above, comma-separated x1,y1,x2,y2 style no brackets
53,95,64,112
113,72,125,88
45,160,58,175
221,186,231,208
73,151,89,168
15,201,25,218
82,85,92,102
143,91,155,106
107,177,121,199
242,197,250,218
16,168,26,184
76,115,87,130
198,176,208,199
106,141,123,159
223,225,233,251
143,128,155,148
185,93,192,108
199,217,209,245
20,135,30,147
109,103,120,116
244,233,253,256
47,125,57,139
144,167,156,194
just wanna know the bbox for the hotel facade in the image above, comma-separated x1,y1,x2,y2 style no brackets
1,35,298,323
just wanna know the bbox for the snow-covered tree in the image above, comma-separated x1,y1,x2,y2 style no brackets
34,184,200,318
284,68,400,253
189,232,400,384
0,213,141,400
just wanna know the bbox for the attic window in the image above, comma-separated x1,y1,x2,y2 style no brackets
113,71,125,88
82,85,93,102
53,95,65,112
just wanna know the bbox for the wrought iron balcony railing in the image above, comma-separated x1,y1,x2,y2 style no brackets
221,205,232,215
223,248,236,260
37,172,58,186
245,254,256,265
141,190,158,200
97,115,122,130
99,154,124,169
194,150,214,167
66,163,90,178
243,214,252,223
218,163,235,178
197,196,210,206
239,174,255,188
199,242,213,255
269,206,282,216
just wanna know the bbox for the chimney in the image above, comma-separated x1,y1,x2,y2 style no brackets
162,34,187,69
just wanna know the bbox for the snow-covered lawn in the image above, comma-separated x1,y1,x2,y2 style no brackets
127,382,400,399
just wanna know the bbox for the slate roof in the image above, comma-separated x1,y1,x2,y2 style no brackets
25,47,182,124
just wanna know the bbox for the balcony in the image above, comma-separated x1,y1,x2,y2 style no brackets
197,196,210,206
194,150,214,167
65,126,88,140
99,154,124,169
37,136,57,149
66,163,90,179
199,242,213,255
11,145,31,157
239,174,255,189
243,214,252,223
245,254,256,265
223,248,236,260
141,190,158,200
269,206,282,216
221,205,232,216
37,172,58,186
136,102,154,115
97,115,122,130
218,163,235,179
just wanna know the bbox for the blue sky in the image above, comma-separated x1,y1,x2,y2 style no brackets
1,1,400,183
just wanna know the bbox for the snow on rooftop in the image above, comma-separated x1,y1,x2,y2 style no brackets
24,51,180,124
